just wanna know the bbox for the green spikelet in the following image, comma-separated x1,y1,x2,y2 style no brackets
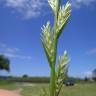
41,0,71,96
56,51,69,96
56,2,71,39
48,0,58,14
41,21,55,67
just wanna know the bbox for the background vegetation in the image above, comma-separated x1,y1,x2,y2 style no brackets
0,78,96,96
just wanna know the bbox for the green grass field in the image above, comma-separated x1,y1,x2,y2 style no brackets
0,81,96,96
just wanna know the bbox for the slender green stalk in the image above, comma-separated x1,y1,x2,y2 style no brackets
50,64,55,96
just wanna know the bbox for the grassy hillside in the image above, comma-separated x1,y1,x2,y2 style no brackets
0,80,96,96
21,83,96,96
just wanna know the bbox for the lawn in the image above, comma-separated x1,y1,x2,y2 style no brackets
0,81,96,96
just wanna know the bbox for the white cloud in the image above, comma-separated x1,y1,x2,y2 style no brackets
71,0,96,8
0,43,7,48
0,42,32,60
0,0,46,19
0,0,95,19
5,48,20,53
0,43,20,53
0,52,32,60
86,48,96,55
84,71,92,78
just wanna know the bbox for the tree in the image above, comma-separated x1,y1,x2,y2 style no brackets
84,76,89,81
41,0,71,96
92,69,96,81
22,74,28,78
0,55,10,72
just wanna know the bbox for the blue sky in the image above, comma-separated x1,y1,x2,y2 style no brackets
0,0,96,78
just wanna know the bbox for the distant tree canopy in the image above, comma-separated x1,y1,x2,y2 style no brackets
0,55,10,72
22,74,28,78
92,69,96,81
84,76,89,81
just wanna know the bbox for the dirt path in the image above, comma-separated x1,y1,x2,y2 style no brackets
0,89,21,96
